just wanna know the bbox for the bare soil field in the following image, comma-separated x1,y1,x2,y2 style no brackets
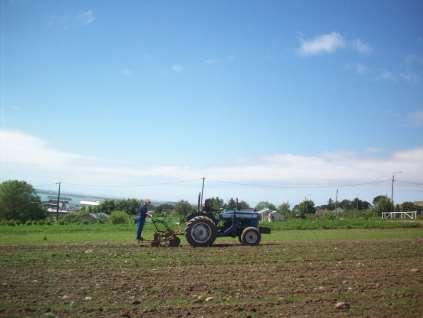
1,237,422,317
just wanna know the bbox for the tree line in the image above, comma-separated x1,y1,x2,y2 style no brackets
0,180,421,222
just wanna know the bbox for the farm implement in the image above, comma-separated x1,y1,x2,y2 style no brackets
144,217,182,247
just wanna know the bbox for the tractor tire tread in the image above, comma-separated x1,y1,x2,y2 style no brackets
185,216,217,247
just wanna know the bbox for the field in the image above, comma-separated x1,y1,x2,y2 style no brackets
1,224,423,317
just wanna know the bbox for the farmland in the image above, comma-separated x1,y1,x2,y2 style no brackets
0,225,422,317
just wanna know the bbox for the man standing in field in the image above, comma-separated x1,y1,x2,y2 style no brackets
136,199,151,242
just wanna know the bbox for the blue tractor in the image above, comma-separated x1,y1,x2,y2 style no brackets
185,198,271,247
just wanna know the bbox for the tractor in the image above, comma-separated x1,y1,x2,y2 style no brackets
185,197,271,247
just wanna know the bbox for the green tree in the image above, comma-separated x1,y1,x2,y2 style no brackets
373,195,388,206
205,197,224,210
174,200,195,218
351,198,371,210
154,203,175,215
374,197,394,213
327,198,335,210
98,199,116,214
116,198,141,215
277,202,290,214
108,210,130,224
339,199,352,210
297,199,316,215
255,201,276,211
224,198,236,209
97,199,141,215
0,180,47,222
224,198,250,210
400,202,417,212
238,200,251,209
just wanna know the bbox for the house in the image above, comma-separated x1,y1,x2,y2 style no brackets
80,200,101,207
257,209,283,222
45,199,72,214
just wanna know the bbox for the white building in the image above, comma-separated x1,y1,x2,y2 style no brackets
257,209,283,222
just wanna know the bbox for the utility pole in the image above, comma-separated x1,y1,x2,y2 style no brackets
391,175,394,204
335,188,339,211
200,177,205,208
391,171,402,209
56,182,61,222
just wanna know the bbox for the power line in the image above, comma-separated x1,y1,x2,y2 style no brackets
397,181,423,187
30,178,423,192
212,179,391,190
61,179,199,188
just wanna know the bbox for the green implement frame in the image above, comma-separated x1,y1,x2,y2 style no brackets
148,217,182,247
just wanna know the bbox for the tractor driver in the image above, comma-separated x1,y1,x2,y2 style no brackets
136,199,151,242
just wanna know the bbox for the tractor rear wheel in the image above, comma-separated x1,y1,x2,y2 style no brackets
185,216,217,247
240,227,261,246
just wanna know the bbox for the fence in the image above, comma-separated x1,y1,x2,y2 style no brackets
381,211,417,220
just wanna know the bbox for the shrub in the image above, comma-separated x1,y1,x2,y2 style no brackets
109,210,130,224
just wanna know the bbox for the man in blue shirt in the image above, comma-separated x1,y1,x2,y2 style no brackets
136,199,151,242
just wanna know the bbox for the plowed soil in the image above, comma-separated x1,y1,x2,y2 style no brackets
1,238,422,317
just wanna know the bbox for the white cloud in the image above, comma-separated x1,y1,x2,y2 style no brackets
204,56,235,65
77,10,95,25
0,105,21,123
120,68,133,77
409,110,423,127
345,63,368,75
1,130,423,195
171,64,184,72
0,130,90,169
298,33,373,56
350,39,373,54
204,58,220,65
404,54,423,66
49,9,96,29
299,32,346,55
377,70,396,82
400,73,419,84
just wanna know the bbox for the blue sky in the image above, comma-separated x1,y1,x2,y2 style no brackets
1,0,423,205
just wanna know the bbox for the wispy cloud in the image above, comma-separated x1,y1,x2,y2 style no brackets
171,64,184,73
298,33,372,56
299,32,346,56
400,73,420,84
377,70,396,82
350,39,373,54
204,58,220,65
404,54,423,66
346,64,420,85
345,63,368,75
408,110,423,127
77,10,95,25
204,55,235,65
120,68,133,77
49,9,95,30
0,105,21,123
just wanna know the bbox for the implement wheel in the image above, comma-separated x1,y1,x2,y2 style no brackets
240,227,261,246
185,216,217,247
169,236,181,247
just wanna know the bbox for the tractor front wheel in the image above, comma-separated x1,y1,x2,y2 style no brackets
240,227,261,246
185,216,217,247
